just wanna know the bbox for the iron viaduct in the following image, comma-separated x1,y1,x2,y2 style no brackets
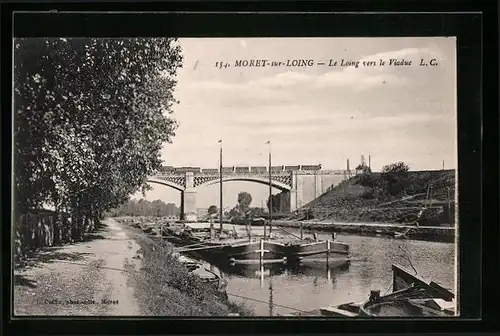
147,165,357,221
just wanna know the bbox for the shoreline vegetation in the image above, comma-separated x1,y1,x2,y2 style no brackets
120,222,254,316
288,169,456,226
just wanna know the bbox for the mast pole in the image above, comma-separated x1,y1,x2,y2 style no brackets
219,140,223,235
268,141,273,237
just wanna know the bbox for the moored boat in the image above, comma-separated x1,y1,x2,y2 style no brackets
358,264,455,317
282,263,455,318
285,239,350,267
172,252,228,296
182,237,288,265
225,239,288,265
161,227,202,246
319,301,362,317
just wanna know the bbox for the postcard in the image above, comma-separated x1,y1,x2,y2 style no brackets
13,36,458,317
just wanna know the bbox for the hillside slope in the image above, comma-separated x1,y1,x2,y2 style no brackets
290,169,456,226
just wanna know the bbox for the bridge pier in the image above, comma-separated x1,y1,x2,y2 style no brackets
289,189,298,212
182,172,198,221
182,188,198,222
289,172,298,212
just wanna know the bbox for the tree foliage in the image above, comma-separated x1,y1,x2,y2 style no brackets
14,38,183,220
382,161,410,174
266,193,281,213
237,191,252,210
356,163,372,174
109,199,180,217
207,205,218,215
381,161,410,196
266,191,290,213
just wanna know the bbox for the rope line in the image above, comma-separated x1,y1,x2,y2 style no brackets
224,292,318,315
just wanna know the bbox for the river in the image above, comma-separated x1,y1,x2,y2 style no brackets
186,223,457,316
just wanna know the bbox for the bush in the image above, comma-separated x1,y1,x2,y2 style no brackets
358,173,376,187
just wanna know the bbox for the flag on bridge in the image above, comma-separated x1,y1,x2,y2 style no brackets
218,140,222,143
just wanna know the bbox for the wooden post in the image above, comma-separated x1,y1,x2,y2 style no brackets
267,141,273,237
260,263,265,288
232,225,238,238
300,221,304,240
326,239,331,266
210,218,214,239
160,223,163,246
219,140,223,237
447,187,452,224
268,277,274,317
260,238,264,267
429,185,433,208
248,216,252,242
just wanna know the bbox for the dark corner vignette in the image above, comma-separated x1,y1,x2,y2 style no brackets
3,6,488,336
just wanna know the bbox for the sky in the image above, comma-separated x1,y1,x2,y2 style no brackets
132,37,457,209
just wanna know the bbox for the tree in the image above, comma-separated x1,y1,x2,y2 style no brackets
14,37,183,223
266,194,281,213
356,163,372,174
165,203,179,216
382,161,410,174
207,205,218,215
110,199,179,217
237,191,252,210
381,161,410,195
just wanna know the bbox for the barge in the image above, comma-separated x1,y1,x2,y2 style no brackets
284,239,350,267
281,263,455,317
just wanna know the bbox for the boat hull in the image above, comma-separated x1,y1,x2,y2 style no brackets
196,240,287,265
359,289,453,317
285,240,350,266
359,264,456,317
226,240,288,265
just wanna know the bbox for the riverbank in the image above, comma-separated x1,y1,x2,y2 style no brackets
286,170,455,226
122,223,253,316
271,220,455,243
224,219,455,243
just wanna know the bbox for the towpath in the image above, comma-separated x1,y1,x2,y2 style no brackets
14,218,143,316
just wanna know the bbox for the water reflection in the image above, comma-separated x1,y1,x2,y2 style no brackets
196,255,350,283
216,261,286,278
268,277,274,316
287,261,350,279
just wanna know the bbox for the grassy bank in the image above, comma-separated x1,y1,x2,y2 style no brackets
290,170,456,226
123,226,253,316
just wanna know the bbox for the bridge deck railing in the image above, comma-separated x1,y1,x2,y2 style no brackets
155,170,357,176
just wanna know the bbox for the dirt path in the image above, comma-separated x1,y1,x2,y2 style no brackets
14,218,142,316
